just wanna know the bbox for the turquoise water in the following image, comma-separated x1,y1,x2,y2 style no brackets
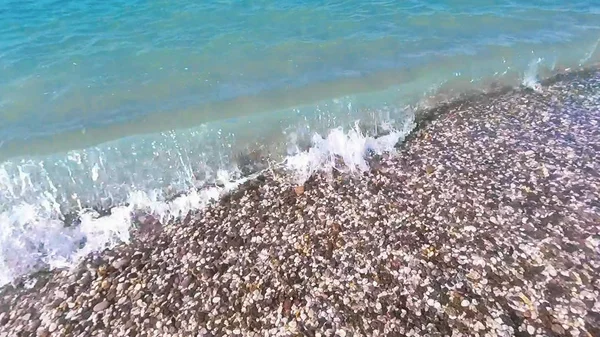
0,0,599,284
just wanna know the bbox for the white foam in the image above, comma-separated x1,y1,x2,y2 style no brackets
523,58,544,92
0,169,243,286
284,118,415,184
580,38,600,66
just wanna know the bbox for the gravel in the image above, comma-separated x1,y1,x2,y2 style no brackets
1,69,599,337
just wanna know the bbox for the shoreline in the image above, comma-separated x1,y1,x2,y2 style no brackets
1,70,600,336
26,66,600,228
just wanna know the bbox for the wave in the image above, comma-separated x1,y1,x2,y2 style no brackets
0,119,413,286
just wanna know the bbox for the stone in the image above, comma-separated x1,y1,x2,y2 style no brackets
551,324,565,335
181,276,192,289
112,258,129,270
93,300,110,312
294,185,305,196
28,318,41,331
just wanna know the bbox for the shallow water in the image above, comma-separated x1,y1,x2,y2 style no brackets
0,0,599,285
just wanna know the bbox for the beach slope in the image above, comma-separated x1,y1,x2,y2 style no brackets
1,71,600,336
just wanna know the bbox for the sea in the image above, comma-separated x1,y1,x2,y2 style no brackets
0,0,599,285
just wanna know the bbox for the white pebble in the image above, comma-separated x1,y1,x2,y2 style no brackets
212,297,221,304
461,299,470,307
527,325,535,335
546,265,558,277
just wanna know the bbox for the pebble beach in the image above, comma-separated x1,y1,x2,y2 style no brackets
1,70,599,337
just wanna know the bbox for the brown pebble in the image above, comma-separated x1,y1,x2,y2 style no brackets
283,299,292,316
551,324,565,335
294,185,305,196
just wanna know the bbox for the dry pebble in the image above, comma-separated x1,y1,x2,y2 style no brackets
1,69,600,337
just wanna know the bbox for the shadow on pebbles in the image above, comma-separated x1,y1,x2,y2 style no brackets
1,71,600,337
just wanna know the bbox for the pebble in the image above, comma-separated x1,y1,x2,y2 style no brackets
552,324,565,334
463,225,476,232
546,265,558,277
93,300,110,312
112,258,129,270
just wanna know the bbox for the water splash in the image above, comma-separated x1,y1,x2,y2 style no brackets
285,116,415,185
0,166,242,286
523,58,544,92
